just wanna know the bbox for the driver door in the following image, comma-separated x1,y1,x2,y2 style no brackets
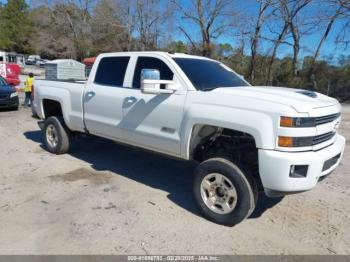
120,56,186,157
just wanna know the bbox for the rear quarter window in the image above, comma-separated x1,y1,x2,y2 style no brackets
94,56,130,87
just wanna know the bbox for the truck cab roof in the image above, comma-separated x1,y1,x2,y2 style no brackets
97,51,212,61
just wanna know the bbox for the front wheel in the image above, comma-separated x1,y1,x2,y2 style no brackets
193,158,258,226
43,116,70,154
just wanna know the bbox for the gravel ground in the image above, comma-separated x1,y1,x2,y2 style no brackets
0,95,349,255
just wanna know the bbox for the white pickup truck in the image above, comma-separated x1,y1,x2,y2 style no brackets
33,52,346,226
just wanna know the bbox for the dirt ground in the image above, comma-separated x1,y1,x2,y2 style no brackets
0,94,349,255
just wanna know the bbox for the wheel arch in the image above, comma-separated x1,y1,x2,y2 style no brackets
42,99,63,118
180,105,276,160
41,98,71,130
187,124,258,161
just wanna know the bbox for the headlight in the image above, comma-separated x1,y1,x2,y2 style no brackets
278,136,314,147
10,92,18,98
280,116,315,127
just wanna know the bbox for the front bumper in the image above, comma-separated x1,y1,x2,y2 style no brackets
0,96,19,108
259,134,345,196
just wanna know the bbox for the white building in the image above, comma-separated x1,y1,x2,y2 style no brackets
0,51,25,67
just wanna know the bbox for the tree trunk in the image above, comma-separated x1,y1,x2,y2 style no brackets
309,9,341,76
290,21,300,76
248,1,269,81
266,22,288,85
202,30,211,57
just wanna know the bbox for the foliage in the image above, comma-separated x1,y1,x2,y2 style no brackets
0,0,33,53
0,0,348,100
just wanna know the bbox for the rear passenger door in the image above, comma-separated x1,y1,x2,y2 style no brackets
83,56,130,140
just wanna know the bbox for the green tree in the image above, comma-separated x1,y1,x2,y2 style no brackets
0,0,33,53
166,41,188,53
215,43,234,58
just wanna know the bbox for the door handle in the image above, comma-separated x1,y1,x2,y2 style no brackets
126,96,137,103
86,91,95,97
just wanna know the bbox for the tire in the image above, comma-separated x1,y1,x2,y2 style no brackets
43,116,70,154
193,158,258,226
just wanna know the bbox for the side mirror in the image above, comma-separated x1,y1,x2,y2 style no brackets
140,69,178,94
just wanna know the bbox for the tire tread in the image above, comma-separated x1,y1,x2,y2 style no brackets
193,157,258,226
43,116,70,154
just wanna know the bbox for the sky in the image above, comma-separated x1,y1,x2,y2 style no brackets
177,0,349,63
246,1,349,61
1,0,349,63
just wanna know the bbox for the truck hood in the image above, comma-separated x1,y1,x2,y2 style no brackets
212,86,338,113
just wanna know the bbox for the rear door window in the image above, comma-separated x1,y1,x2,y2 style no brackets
94,56,130,87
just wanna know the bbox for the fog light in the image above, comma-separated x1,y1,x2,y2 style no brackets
289,165,308,178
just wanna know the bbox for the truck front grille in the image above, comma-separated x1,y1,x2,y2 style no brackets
0,94,9,100
313,132,336,145
315,113,340,126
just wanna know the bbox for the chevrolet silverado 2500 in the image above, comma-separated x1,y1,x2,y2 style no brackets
33,52,346,226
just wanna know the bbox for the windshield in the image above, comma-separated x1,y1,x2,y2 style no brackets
173,58,250,91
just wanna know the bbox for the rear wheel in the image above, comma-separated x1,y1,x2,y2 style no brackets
194,158,257,226
43,116,70,154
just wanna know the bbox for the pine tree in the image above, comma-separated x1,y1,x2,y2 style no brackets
0,0,33,53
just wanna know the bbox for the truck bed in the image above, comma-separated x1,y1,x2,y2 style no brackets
34,79,87,132
36,79,87,84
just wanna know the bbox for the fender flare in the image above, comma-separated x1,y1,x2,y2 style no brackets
180,105,277,159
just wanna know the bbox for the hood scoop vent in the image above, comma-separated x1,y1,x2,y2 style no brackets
296,90,317,98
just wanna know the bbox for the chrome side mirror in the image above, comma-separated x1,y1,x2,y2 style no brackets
141,69,160,81
141,69,161,93
140,69,178,94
